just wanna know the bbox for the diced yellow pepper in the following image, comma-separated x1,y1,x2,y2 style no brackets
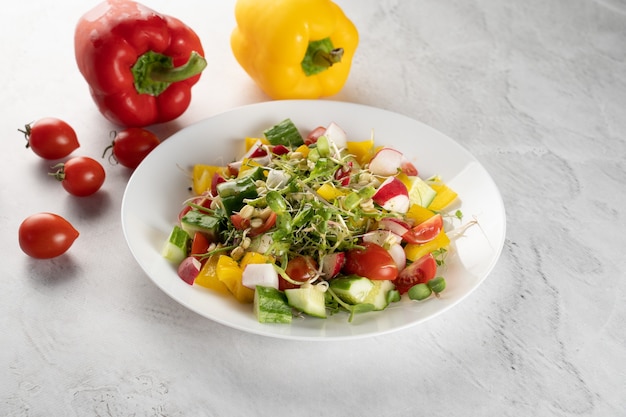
428,183,458,211
316,183,347,201
216,255,255,303
295,144,310,158
245,137,269,151
192,164,228,195
195,254,230,294
237,158,264,177
405,203,436,225
404,230,450,262
396,172,412,190
346,138,374,165
240,251,271,268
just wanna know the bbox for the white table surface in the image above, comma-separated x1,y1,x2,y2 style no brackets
2,1,625,416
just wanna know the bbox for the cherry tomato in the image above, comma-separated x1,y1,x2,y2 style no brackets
280,255,318,290
190,232,210,264
402,214,443,244
20,117,79,160
18,213,79,259
105,128,160,169
230,211,277,237
394,253,438,294
51,156,106,197
343,242,399,281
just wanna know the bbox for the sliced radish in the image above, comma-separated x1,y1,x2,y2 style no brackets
372,177,410,214
362,229,402,248
378,217,411,236
323,122,347,150
320,252,346,278
228,141,272,173
369,147,418,176
177,256,201,285
271,145,290,155
242,263,279,290
387,243,407,270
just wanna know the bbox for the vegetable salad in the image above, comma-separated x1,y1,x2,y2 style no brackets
162,119,460,323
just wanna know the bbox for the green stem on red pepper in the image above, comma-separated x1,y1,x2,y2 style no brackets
132,51,207,96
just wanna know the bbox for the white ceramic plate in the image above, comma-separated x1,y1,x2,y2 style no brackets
121,100,506,341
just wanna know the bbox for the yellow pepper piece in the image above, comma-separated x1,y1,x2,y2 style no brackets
316,183,346,201
245,137,269,151
428,183,458,211
237,158,264,177
240,251,271,268
404,230,450,262
231,0,359,99
347,138,374,165
192,164,228,195
216,255,255,303
295,144,310,158
195,254,230,294
396,172,412,190
405,203,436,225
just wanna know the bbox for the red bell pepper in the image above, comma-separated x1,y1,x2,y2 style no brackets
74,0,207,127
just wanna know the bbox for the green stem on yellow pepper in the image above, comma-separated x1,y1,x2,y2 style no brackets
301,38,343,76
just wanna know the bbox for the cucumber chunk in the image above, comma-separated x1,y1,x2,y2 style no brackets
180,210,220,240
254,286,292,324
363,280,396,310
329,276,374,305
162,225,190,264
263,118,304,148
285,286,327,318
407,176,437,208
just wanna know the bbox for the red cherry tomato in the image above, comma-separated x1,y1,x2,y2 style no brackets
20,118,79,160
230,211,277,237
343,242,399,281
105,128,160,169
394,253,438,294
280,255,318,290
402,214,443,244
51,156,106,197
18,213,79,259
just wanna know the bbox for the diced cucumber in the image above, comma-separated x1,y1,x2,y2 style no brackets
263,118,304,148
407,176,437,208
362,280,396,310
285,286,327,318
254,286,292,324
329,276,374,305
162,225,190,264
180,210,220,240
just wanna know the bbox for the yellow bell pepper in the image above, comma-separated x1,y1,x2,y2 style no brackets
428,183,458,211
316,182,347,201
231,0,359,99
404,230,450,262
346,138,374,165
192,164,228,195
216,255,255,303
195,254,230,294
405,203,436,225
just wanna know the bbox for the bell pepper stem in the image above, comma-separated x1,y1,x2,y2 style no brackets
150,51,207,83
301,38,343,76
132,51,207,96
312,48,344,68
